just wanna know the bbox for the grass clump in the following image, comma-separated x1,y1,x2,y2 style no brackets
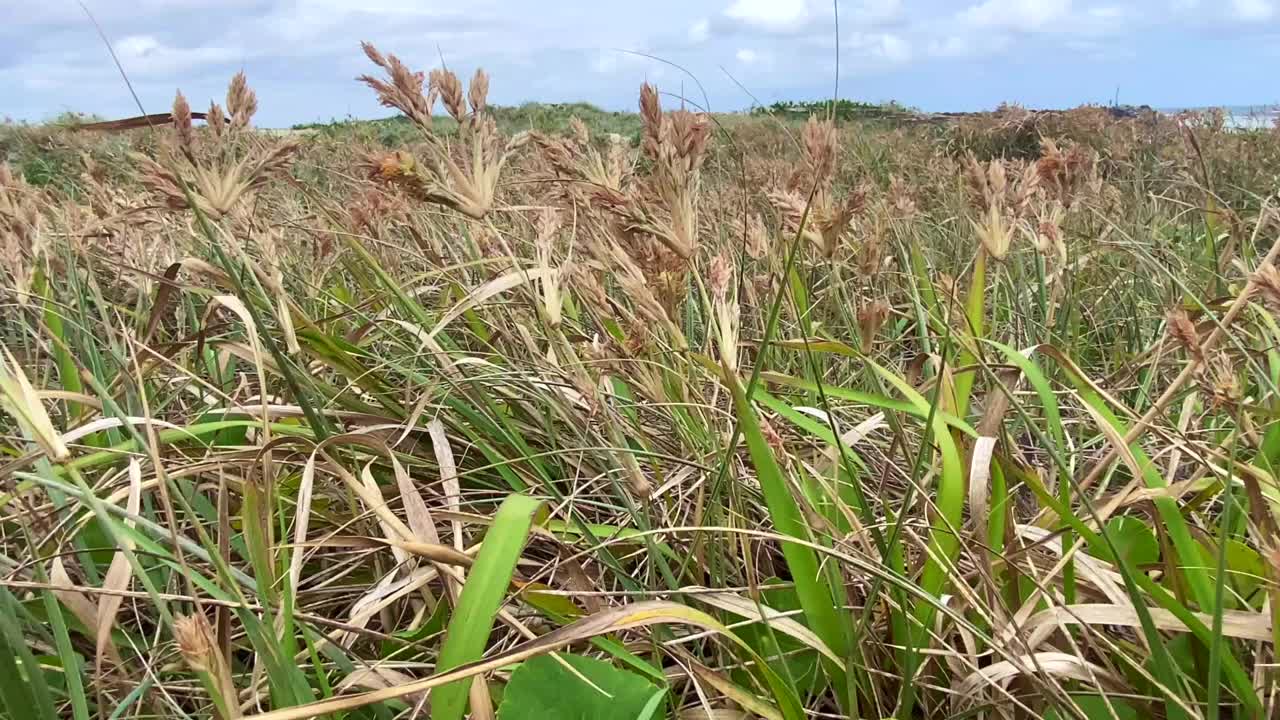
3,41,1280,720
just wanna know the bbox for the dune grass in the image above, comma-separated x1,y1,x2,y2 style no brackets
2,46,1280,719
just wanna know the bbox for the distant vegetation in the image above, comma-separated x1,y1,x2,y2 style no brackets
294,101,646,145
751,98,917,120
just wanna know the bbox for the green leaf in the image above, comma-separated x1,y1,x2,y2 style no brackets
0,587,57,719
497,654,666,720
1045,696,1138,720
731,578,823,698
1088,517,1159,567
432,493,544,720
1223,540,1265,600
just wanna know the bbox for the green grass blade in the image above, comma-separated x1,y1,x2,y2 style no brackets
0,586,57,720
723,368,852,691
432,493,544,720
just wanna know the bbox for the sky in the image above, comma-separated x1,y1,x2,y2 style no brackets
2,0,1278,128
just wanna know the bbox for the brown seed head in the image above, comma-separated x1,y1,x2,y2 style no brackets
760,416,787,458
671,110,710,169
359,43,435,128
986,159,1007,201
1167,308,1203,364
569,117,590,147
468,68,489,116
361,41,387,67
1205,352,1242,408
436,69,466,121
639,83,662,157
963,152,990,211
173,613,216,673
801,116,838,189
888,175,916,220
739,212,770,260
1253,263,1280,315
858,299,891,349
206,102,225,139
708,254,732,299
226,71,257,128
172,91,194,153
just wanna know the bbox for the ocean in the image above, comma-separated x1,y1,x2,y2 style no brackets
1159,105,1280,130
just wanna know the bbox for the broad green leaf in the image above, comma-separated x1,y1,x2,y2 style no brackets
1045,696,1138,720
1088,517,1159,568
496,654,665,720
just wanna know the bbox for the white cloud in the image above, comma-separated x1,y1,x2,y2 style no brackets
111,34,241,76
850,0,904,24
960,0,1072,31
849,31,912,63
1087,5,1124,18
928,36,973,57
116,35,161,59
689,18,711,42
1233,0,1275,20
592,52,619,74
735,48,758,63
926,33,1012,58
724,0,811,31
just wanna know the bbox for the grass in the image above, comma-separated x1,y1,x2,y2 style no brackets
3,45,1280,719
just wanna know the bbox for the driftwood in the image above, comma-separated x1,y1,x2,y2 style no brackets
73,111,227,132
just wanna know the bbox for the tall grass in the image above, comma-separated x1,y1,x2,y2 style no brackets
2,47,1280,719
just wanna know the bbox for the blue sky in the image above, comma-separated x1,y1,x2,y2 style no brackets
2,0,1278,127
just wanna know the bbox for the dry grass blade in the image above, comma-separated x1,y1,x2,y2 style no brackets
1020,603,1273,646
336,667,424,703
954,652,1121,712
967,436,997,545
429,268,557,340
683,657,783,720
0,348,70,461
96,459,142,672
686,589,846,669
428,419,463,550
50,558,105,655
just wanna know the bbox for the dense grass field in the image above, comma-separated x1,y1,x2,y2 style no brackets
4,44,1280,719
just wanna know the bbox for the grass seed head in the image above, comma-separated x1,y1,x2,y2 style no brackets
358,42,436,129
0,164,42,306
173,91,195,155
1253,263,1280,315
1167,307,1204,364
858,299,891,350
437,69,466,122
226,71,258,129
800,116,839,190
206,102,226,140
468,68,490,117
